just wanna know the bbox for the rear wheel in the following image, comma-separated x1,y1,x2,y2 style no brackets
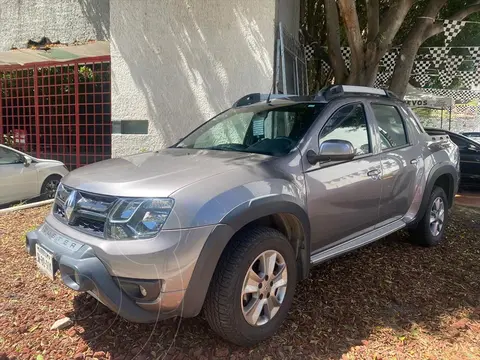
204,226,297,346
40,175,61,200
410,186,449,246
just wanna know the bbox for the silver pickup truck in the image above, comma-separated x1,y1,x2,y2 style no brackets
26,85,460,346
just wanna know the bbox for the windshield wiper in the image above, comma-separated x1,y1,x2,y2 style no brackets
204,144,247,152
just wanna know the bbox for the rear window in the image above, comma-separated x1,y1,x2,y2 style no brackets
463,133,480,143
401,106,426,134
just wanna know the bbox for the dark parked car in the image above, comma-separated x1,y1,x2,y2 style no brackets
425,128,480,189
461,132,480,144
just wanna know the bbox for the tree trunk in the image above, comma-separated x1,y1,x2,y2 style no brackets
388,39,423,98
335,0,413,87
366,0,379,43
389,0,448,98
324,0,346,83
337,0,364,84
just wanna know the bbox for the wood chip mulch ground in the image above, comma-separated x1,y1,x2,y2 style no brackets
0,204,479,360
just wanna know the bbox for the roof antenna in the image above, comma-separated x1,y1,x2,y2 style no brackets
266,80,275,105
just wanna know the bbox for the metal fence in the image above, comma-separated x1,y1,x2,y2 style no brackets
0,56,111,169
412,104,480,133
275,22,309,96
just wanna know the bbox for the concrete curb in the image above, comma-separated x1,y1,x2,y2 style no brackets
0,199,54,214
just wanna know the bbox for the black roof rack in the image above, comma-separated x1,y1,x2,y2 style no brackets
318,85,401,101
232,86,402,108
232,93,296,107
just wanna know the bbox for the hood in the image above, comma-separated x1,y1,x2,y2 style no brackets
62,148,271,197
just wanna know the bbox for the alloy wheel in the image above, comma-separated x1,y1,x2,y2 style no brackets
44,179,60,199
241,250,288,326
429,196,445,237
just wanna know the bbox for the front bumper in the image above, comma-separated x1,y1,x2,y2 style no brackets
25,219,219,323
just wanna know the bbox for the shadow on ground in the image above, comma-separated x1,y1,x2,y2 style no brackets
69,205,480,359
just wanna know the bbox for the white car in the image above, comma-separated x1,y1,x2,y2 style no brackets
0,144,69,205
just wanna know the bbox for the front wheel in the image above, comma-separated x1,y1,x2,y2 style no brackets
204,226,297,346
40,175,61,200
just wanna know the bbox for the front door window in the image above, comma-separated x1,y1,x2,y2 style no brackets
320,103,371,156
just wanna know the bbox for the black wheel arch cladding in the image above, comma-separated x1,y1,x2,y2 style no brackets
413,164,458,225
181,197,311,318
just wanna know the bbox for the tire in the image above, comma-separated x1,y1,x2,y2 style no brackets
40,175,62,200
204,226,297,346
410,186,449,247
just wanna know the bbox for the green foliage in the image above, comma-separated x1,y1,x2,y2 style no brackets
79,65,94,81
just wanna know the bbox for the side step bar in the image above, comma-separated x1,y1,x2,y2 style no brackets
310,220,406,265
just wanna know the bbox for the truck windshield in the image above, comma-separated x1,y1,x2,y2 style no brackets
175,103,325,156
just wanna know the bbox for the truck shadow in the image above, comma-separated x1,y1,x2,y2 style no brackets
69,205,480,359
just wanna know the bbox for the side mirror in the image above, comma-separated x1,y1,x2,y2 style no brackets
307,139,356,165
23,156,32,166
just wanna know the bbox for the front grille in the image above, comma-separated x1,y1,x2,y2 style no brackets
55,205,66,219
76,217,106,234
53,185,117,238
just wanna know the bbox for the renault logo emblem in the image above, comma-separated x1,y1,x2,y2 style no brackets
64,190,78,223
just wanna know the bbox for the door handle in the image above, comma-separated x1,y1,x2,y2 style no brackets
367,169,380,179
410,159,418,165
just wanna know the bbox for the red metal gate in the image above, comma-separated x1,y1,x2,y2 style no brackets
0,56,111,169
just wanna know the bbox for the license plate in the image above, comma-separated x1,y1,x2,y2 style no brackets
36,244,55,280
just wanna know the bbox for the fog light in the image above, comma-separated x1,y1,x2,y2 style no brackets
116,278,162,301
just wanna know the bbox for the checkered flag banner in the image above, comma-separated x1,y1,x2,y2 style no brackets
380,50,398,71
443,20,466,46
423,88,480,103
429,47,451,68
454,105,477,116
374,71,392,88
445,55,464,74
414,73,431,87
468,47,480,66
458,71,480,88
321,60,331,79
414,60,431,74
341,47,351,70
305,44,315,61
438,70,454,87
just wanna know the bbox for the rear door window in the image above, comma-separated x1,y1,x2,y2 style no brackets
371,104,409,150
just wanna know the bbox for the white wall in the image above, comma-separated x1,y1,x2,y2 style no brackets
0,0,109,51
110,0,277,156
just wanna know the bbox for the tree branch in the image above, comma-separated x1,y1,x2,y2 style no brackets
366,0,379,42
337,0,364,82
423,1,480,41
374,0,414,56
389,0,448,98
324,0,346,83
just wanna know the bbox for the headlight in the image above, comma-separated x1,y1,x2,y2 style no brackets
105,198,174,240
